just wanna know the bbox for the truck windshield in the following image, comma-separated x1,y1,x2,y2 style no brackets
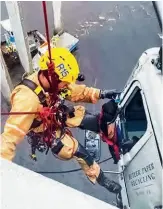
121,89,147,152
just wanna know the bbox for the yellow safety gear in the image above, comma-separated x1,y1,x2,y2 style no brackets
59,88,71,99
39,48,80,83
30,154,37,161
0,71,101,183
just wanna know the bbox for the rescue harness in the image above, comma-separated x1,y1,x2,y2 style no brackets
19,77,75,161
25,1,75,161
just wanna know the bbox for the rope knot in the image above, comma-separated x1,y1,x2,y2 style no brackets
47,62,55,72
39,107,51,119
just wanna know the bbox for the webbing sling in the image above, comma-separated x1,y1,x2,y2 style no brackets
20,79,47,129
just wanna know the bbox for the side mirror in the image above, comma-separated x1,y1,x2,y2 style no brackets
151,46,162,71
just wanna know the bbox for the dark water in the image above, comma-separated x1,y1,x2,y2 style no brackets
1,1,161,204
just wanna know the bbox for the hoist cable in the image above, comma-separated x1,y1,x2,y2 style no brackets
1,112,39,116
36,156,113,174
42,1,52,63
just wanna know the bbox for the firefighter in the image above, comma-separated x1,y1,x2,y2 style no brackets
0,47,121,194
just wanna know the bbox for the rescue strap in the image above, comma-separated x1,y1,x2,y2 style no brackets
21,79,47,107
20,78,48,129
100,128,120,163
1,80,47,115
99,108,120,163
1,112,39,115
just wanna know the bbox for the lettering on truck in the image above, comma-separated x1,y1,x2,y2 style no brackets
128,163,155,187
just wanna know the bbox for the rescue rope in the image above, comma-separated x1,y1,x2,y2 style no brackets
36,157,113,174
42,1,52,63
1,112,39,115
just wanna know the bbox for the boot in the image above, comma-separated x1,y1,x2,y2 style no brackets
97,170,122,194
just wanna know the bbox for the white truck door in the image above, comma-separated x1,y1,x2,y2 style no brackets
118,81,162,209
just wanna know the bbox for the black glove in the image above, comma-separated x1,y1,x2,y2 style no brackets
99,100,118,136
62,105,75,118
77,73,85,82
100,89,119,99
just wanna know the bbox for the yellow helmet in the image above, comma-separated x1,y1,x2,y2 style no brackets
39,48,80,83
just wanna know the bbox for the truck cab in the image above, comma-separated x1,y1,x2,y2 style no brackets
116,47,162,209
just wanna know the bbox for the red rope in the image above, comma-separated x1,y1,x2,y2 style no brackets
42,1,59,103
1,112,39,116
42,1,52,63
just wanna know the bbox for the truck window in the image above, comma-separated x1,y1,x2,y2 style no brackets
122,89,147,152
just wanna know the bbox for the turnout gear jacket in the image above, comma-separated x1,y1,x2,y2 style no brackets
0,72,100,161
